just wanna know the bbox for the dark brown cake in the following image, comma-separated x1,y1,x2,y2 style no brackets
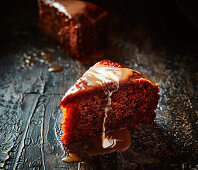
60,60,160,145
38,0,108,58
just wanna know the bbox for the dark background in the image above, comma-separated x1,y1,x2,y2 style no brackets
1,0,198,54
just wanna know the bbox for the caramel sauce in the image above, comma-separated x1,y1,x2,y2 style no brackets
63,128,131,163
62,153,82,163
48,65,64,72
88,128,131,154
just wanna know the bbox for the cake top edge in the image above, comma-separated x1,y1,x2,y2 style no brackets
41,0,106,19
60,60,158,107
96,60,128,69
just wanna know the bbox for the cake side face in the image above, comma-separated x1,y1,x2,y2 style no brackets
60,60,160,145
58,1,108,58
38,0,108,58
61,81,159,145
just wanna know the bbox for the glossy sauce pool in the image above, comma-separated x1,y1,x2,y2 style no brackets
62,128,131,163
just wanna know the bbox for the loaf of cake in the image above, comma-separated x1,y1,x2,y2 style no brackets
38,0,108,58
60,60,160,145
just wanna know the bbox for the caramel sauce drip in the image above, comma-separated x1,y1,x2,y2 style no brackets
48,65,64,72
63,128,131,163
62,153,81,163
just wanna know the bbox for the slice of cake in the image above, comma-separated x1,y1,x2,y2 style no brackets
60,60,160,145
38,0,108,58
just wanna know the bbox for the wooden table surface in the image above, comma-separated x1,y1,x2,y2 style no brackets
0,0,198,169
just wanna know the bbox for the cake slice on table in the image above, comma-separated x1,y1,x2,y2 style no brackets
60,60,160,147
38,0,108,58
